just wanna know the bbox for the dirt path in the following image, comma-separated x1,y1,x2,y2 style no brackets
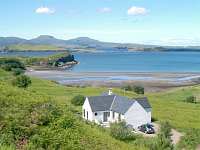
171,129,184,145
196,145,200,150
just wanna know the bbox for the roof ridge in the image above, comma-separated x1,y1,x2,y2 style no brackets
87,95,114,99
110,95,117,111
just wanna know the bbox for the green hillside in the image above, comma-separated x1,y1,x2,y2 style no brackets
5,44,65,51
1,65,200,149
0,69,144,150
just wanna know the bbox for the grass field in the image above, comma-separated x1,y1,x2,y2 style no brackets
28,77,200,149
29,77,200,130
6,44,65,51
1,69,200,149
0,70,144,150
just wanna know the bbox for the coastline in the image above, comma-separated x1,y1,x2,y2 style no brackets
26,70,200,92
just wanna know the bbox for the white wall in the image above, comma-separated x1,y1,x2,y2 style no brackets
124,101,151,129
82,98,115,124
82,98,93,122
93,111,115,124
110,111,125,123
144,108,151,123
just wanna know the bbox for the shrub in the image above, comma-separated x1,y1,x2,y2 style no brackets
149,121,173,150
122,85,144,94
122,85,133,91
71,95,85,106
178,128,200,149
133,86,144,94
12,75,31,88
110,122,135,141
12,68,25,76
0,58,25,71
184,96,197,103
1,64,12,71
160,122,172,139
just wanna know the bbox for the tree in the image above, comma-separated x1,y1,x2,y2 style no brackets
71,95,85,106
12,75,31,88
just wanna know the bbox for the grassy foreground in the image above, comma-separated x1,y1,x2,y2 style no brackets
0,70,144,150
1,68,200,149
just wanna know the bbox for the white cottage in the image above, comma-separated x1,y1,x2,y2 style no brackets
82,90,152,129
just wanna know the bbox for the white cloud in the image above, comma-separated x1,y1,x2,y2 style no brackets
127,6,147,16
35,7,55,14
98,7,112,13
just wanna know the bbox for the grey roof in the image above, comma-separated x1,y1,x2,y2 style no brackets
87,95,151,113
111,96,135,114
88,95,115,112
135,97,152,108
101,92,110,96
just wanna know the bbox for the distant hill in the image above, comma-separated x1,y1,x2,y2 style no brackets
0,37,26,47
0,35,200,52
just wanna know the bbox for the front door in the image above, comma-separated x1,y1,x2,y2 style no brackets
103,112,109,122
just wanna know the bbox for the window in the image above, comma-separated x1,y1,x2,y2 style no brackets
108,112,110,117
83,109,85,117
87,111,88,120
95,112,98,116
113,111,115,119
118,114,121,121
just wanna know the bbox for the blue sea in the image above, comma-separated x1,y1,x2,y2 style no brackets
1,51,200,72
72,51,200,72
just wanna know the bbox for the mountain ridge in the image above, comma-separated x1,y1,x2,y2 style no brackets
0,35,200,51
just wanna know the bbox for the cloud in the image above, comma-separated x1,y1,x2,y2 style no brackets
98,7,112,13
35,7,55,14
127,6,147,16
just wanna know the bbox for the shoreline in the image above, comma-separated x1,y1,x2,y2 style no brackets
26,69,200,92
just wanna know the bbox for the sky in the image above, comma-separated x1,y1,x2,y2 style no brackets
0,0,200,46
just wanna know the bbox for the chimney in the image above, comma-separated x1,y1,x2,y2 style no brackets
108,88,113,95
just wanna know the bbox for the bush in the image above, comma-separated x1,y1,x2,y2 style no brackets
12,68,25,76
122,85,144,94
122,85,133,91
184,96,197,103
0,58,25,71
133,86,144,94
149,121,173,150
71,95,85,106
178,128,200,149
110,122,135,141
160,121,172,139
12,75,31,88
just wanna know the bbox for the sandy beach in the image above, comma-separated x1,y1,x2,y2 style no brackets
26,69,200,92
